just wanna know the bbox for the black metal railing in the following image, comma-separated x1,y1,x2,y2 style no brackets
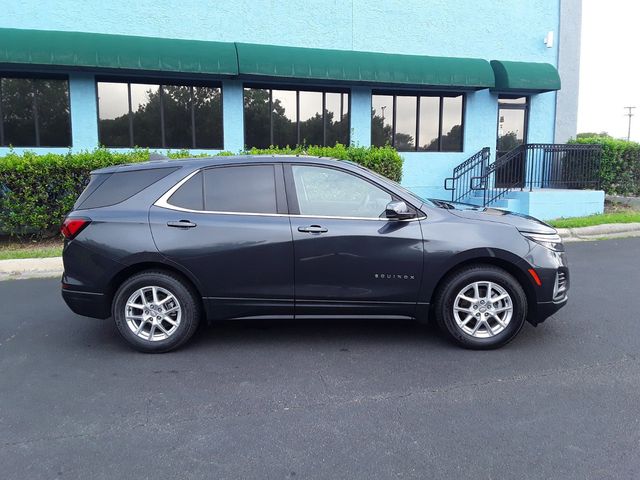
524,143,602,190
443,147,490,202
471,145,526,206
469,143,603,207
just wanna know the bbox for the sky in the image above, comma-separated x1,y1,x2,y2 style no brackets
578,0,640,141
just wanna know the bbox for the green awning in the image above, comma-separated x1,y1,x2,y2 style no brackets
490,60,560,93
236,43,494,89
0,28,238,75
0,28,496,89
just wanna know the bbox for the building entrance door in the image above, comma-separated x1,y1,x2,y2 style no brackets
496,96,528,188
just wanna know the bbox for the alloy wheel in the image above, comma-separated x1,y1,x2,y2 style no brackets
124,286,182,341
453,281,513,338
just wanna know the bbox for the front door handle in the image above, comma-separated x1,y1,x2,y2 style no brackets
298,225,328,234
167,220,197,229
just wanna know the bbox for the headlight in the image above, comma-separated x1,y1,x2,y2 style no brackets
520,231,564,252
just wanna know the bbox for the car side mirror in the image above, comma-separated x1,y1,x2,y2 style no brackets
385,201,415,220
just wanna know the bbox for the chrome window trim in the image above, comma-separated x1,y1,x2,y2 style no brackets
154,169,426,222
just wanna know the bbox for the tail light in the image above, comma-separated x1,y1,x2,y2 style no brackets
61,217,91,240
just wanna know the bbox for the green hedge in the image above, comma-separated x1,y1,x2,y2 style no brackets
572,137,640,196
0,144,402,238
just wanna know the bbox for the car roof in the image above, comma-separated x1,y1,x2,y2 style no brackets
92,155,346,174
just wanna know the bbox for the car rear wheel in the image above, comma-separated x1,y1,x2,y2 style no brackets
113,270,201,353
434,265,527,349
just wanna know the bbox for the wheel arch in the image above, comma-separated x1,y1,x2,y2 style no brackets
105,261,206,318
427,252,538,324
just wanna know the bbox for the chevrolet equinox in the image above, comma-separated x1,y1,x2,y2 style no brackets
61,155,569,352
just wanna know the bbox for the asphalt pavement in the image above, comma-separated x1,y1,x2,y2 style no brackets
1,238,640,479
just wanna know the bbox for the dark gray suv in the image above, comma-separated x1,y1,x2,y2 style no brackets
61,155,569,353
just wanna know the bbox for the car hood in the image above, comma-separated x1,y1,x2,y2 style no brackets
431,200,556,234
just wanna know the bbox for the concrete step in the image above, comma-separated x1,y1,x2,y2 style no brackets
468,189,521,199
461,196,508,209
459,193,517,211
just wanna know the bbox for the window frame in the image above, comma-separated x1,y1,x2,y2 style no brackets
160,163,287,216
283,163,418,221
0,72,72,148
158,162,424,222
95,76,224,149
371,90,465,153
243,84,351,148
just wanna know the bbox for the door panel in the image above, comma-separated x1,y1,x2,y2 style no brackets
150,207,294,319
149,163,293,320
496,97,528,188
292,218,423,316
286,164,424,317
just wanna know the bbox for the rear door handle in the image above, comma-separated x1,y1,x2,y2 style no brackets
298,225,328,233
167,220,197,229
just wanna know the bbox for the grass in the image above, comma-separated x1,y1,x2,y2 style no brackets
548,210,640,229
0,239,63,260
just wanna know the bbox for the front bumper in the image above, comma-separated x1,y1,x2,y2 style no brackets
528,246,570,324
534,294,568,324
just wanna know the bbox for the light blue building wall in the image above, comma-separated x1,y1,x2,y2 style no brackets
0,0,565,198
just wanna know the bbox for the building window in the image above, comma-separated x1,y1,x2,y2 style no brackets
97,80,223,149
0,76,71,147
243,87,350,148
371,93,464,152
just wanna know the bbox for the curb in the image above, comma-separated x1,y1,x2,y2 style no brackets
2,223,640,280
0,257,63,281
556,222,640,242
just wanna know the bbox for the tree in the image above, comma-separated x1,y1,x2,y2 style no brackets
497,131,520,152
243,89,349,148
1,78,70,147
576,132,611,139
371,108,392,146
422,124,462,151
99,84,222,148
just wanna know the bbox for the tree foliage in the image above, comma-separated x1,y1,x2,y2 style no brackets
571,137,640,195
99,85,223,148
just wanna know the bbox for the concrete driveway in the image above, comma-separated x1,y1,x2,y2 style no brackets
1,239,640,479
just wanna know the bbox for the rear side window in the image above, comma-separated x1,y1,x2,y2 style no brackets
73,173,110,209
204,165,277,214
76,167,177,210
167,171,204,210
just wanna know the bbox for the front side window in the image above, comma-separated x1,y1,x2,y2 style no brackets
244,87,349,148
97,80,223,149
0,76,71,147
371,93,463,152
291,165,392,218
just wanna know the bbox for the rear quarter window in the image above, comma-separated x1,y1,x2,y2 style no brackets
167,171,204,210
76,167,177,210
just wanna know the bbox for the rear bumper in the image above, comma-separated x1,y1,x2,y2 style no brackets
61,288,110,319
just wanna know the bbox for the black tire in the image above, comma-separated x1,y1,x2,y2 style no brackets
112,270,201,353
433,265,527,350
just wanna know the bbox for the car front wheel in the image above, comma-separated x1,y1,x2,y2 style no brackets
434,265,527,349
112,270,201,353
